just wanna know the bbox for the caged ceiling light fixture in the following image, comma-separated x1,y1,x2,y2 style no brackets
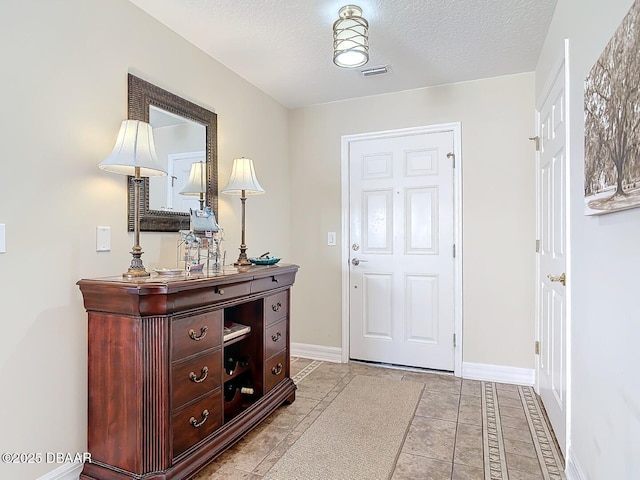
333,5,369,68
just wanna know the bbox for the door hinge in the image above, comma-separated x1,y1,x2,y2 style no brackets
453,333,457,348
535,341,540,355
529,136,540,151
447,152,455,168
453,244,456,258
536,239,540,253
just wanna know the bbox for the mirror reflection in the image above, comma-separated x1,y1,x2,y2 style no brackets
148,106,206,213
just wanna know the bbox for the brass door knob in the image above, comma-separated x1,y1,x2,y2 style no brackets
547,272,566,286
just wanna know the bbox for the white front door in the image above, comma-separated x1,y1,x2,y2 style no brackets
348,128,456,371
536,49,568,453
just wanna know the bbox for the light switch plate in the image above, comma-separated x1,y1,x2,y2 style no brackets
0,224,5,253
327,231,336,246
96,226,111,252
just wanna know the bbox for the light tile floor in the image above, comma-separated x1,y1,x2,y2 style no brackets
194,358,565,480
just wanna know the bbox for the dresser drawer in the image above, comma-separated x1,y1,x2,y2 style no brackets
172,310,222,361
251,271,296,294
172,390,222,458
264,350,288,394
209,281,251,302
264,291,288,326
172,350,222,410
265,318,287,359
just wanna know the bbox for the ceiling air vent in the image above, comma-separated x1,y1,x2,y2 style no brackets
361,66,388,77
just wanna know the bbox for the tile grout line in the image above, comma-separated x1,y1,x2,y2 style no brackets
450,388,462,480
517,386,566,480
482,382,509,479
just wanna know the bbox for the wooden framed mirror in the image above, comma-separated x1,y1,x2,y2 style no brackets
127,74,217,231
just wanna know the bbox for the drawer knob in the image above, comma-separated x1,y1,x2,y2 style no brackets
271,302,282,312
271,332,282,342
272,276,280,283
189,409,209,428
216,288,225,295
189,366,209,383
188,326,208,341
271,362,283,376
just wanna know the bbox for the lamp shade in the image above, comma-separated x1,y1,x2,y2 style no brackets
180,161,207,195
333,5,369,68
99,120,167,177
221,157,265,195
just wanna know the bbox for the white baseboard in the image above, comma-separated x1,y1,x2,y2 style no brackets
291,342,343,363
37,462,83,480
462,361,535,386
565,447,587,480
291,350,536,385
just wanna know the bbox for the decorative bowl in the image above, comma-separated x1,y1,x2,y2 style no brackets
249,256,281,266
154,268,184,276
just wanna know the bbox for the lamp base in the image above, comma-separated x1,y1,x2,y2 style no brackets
123,246,150,278
123,268,151,279
233,245,252,266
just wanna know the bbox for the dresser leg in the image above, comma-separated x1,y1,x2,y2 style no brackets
285,390,296,404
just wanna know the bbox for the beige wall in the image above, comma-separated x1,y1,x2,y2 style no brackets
289,73,537,369
0,0,290,478
536,0,640,477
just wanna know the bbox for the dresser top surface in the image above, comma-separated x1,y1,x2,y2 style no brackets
77,263,299,292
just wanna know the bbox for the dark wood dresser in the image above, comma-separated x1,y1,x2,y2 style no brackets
77,264,299,480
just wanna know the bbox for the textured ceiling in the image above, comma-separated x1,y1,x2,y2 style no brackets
128,0,557,109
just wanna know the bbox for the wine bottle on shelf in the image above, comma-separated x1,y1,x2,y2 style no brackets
224,382,237,402
225,355,237,375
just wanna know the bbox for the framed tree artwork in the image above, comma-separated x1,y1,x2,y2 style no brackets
584,0,640,215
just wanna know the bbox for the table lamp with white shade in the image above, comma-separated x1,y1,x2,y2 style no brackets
221,157,264,266
179,161,207,211
99,119,167,278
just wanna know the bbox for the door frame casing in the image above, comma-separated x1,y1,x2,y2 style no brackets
534,39,571,454
340,123,463,376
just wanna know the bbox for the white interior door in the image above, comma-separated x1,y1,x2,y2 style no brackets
536,53,568,453
348,129,456,371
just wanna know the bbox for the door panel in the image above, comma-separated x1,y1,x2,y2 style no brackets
363,189,393,253
406,187,438,253
405,274,438,343
362,273,393,339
